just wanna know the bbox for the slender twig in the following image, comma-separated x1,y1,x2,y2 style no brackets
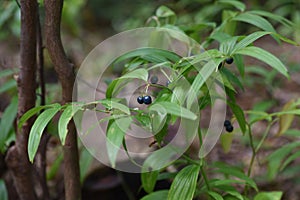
76,75,106,94
244,123,256,195
247,124,256,177
197,128,211,192
14,0,21,8
44,1,81,199
200,162,210,191
182,154,200,165
255,120,276,153
33,3,50,199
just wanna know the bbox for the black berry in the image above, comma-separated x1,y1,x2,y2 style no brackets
218,62,223,69
225,57,234,64
224,120,231,127
143,95,152,105
150,76,158,84
225,125,234,133
137,96,144,104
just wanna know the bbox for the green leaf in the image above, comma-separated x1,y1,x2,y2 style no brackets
247,110,272,124
0,179,8,200
208,179,246,188
141,190,169,200
187,59,223,108
226,190,244,200
222,10,238,36
271,109,300,116
220,132,234,153
171,79,190,105
106,117,132,168
210,31,231,43
28,104,61,162
276,99,296,136
218,0,246,12
190,50,223,65
207,191,224,200
235,46,288,77
213,162,258,191
267,141,300,180
233,31,271,52
221,67,244,91
233,12,276,33
150,108,167,134
150,101,197,120
0,68,18,79
219,36,238,55
19,103,61,129
0,96,17,153
254,191,283,200
154,118,169,145
283,129,300,137
156,6,177,24
106,68,148,98
143,146,180,174
156,6,175,18
58,104,82,145
219,74,236,93
248,10,294,27
280,151,300,171
100,99,130,115
120,68,148,81
157,172,177,180
112,47,180,64
233,54,244,77
168,165,200,200
79,148,93,183
141,170,159,193
0,79,16,94
47,154,63,180
228,102,246,134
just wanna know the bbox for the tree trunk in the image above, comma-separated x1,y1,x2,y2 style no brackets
5,0,38,200
44,1,81,200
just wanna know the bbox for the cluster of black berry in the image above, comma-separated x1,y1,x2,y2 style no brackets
224,120,234,133
136,75,172,105
137,95,152,105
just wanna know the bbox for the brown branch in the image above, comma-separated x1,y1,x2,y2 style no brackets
33,2,50,200
5,1,38,200
44,1,81,200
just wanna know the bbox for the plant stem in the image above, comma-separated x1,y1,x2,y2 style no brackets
200,162,210,191
244,123,255,195
255,120,276,153
182,154,199,165
247,124,255,177
197,128,211,191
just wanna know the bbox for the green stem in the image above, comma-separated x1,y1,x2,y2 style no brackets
255,120,276,153
197,128,211,191
182,154,199,165
198,127,203,146
247,124,255,177
200,162,210,191
244,123,256,195
245,120,276,195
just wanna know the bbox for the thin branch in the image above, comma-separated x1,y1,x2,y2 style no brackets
33,3,50,198
5,1,38,200
14,0,21,8
44,1,81,200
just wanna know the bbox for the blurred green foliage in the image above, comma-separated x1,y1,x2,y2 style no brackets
1,0,299,41
0,0,20,40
